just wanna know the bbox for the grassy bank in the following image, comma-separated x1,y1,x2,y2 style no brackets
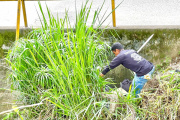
2,1,180,119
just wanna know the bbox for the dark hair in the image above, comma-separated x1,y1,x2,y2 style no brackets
111,42,123,51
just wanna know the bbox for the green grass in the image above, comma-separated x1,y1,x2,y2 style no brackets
4,0,180,119
6,0,112,119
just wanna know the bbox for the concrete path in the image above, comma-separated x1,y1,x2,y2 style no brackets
0,0,180,28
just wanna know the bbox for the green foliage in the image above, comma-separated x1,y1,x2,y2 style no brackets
2,112,16,120
155,57,172,71
6,0,111,119
5,0,179,119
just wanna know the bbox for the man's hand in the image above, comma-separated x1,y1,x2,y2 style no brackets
100,73,104,77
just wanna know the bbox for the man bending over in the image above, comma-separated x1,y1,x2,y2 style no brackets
100,42,155,97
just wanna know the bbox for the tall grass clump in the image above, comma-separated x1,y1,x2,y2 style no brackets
6,1,113,119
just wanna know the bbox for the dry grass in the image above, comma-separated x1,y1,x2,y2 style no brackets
140,58,180,120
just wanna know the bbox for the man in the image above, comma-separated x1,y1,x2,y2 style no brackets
100,42,155,96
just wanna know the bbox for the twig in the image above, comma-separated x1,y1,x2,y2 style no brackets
0,99,46,115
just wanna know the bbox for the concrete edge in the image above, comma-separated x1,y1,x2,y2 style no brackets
0,27,33,32
102,25,180,30
0,25,180,31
